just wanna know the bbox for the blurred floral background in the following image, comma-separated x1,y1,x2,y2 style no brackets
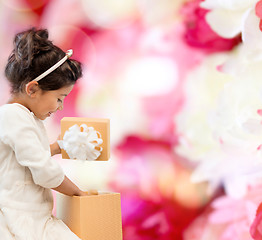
2,0,262,239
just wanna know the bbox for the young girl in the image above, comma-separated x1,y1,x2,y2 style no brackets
0,28,86,239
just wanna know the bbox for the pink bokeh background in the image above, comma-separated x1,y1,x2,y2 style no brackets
1,0,262,239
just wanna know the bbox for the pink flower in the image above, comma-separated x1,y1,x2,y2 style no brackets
180,0,242,53
109,135,211,239
184,185,262,240
142,91,183,144
250,202,262,239
139,25,205,142
255,0,262,31
120,192,203,240
13,0,51,17
109,135,175,200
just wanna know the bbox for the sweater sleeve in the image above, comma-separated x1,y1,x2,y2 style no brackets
0,105,64,188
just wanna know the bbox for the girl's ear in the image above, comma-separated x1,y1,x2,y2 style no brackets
25,81,40,97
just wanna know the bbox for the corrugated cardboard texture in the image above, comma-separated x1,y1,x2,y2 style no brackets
56,192,123,240
61,117,110,161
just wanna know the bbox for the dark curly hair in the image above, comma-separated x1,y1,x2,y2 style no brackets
5,27,82,93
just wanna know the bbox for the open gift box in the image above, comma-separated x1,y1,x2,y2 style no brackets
60,117,110,161
56,192,123,240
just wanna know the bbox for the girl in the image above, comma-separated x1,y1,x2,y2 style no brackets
0,28,86,239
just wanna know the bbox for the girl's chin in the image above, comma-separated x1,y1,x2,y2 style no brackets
37,114,49,120
35,112,54,120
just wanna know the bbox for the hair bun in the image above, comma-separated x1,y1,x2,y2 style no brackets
5,27,82,93
14,28,53,68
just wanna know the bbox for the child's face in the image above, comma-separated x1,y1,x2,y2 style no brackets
33,84,74,120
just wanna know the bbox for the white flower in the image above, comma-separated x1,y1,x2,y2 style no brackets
190,59,262,198
174,53,232,162
200,0,262,73
200,0,257,38
191,146,262,199
175,46,262,198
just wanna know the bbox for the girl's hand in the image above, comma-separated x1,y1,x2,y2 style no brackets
78,190,88,196
78,190,98,196
50,135,61,156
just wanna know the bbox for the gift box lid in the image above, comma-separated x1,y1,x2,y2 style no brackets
60,117,110,161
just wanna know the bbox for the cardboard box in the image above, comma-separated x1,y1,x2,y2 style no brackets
61,117,110,161
56,192,123,240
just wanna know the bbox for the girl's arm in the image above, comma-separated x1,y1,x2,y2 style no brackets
52,175,88,196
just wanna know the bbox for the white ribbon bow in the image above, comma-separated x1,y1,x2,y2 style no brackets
58,124,103,161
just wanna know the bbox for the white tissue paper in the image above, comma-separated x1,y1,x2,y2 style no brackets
58,124,103,161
